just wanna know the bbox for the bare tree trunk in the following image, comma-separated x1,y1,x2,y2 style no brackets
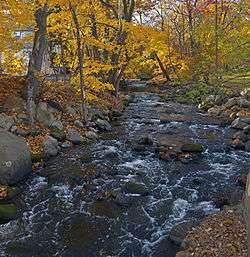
215,0,219,77
70,3,88,124
26,4,48,126
154,52,171,81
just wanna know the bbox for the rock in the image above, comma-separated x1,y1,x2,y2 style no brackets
208,106,222,116
66,128,84,144
15,128,29,137
0,129,32,185
85,131,98,140
169,220,198,245
50,120,64,130
66,105,76,115
36,102,56,127
0,203,17,223
50,128,66,141
232,131,247,142
243,125,250,134
95,118,112,131
176,251,191,257
74,120,84,128
137,135,153,145
61,142,72,149
43,136,59,157
245,141,250,152
236,174,248,188
91,109,107,121
241,117,250,124
238,98,250,108
3,96,26,113
181,143,204,153
123,181,149,196
46,100,63,112
230,138,245,150
240,88,250,100
0,113,14,131
132,143,146,152
224,98,238,109
231,118,248,129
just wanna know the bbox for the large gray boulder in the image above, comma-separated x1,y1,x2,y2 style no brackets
0,113,14,131
0,129,32,185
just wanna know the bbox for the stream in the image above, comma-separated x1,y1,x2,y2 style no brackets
0,84,250,257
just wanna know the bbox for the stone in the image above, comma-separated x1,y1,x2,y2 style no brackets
66,105,76,115
231,118,248,129
91,109,107,121
50,128,66,141
169,220,198,245
0,113,14,131
240,88,250,100
46,100,64,112
243,125,250,134
3,96,26,113
238,98,250,108
61,142,72,149
230,138,245,150
95,118,112,131
208,106,222,116
15,128,29,137
50,120,64,130
245,141,250,152
36,102,56,127
66,128,84,144
74,120,84,128
123,181,148,196
232,131,248,142
0,129,32,185
181,143,204,153
137,135,154,145
85,131,98,140
43,136,59,157
224,98,238,109
0,204,17,223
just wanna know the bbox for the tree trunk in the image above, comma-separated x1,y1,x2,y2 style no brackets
26,4,48,126
154,52,171,81
70,4,88,124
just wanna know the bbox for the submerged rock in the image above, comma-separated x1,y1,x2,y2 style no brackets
181,143,204,153
123,181,149,196
0,203,17,223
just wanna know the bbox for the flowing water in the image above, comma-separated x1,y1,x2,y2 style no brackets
0,86,250,257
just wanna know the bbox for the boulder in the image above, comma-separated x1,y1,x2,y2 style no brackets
43,136,59,157
243,125,250,134
230,138,245,150
36,102,56,127
123,181,148,196
95,118,112,131
0,113,14,131
0,203,17,223
231,118,248,129
66,128,84,144
181,143,204,153
169,220,198,245
238,98,250,108
0,129,32,185
3,96,26,113
224,98,238,109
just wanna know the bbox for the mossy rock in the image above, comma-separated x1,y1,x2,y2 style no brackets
29,129,44,137
0,203,17,222
181,143,204,153
50,128,66,141
31,153,48,163
123,181,149,196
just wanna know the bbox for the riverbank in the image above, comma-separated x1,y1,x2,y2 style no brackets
0,79,250,257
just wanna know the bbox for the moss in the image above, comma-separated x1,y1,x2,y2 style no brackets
50,128,66,141
181,143,204,153
0,203,17,222
31,153,48,163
